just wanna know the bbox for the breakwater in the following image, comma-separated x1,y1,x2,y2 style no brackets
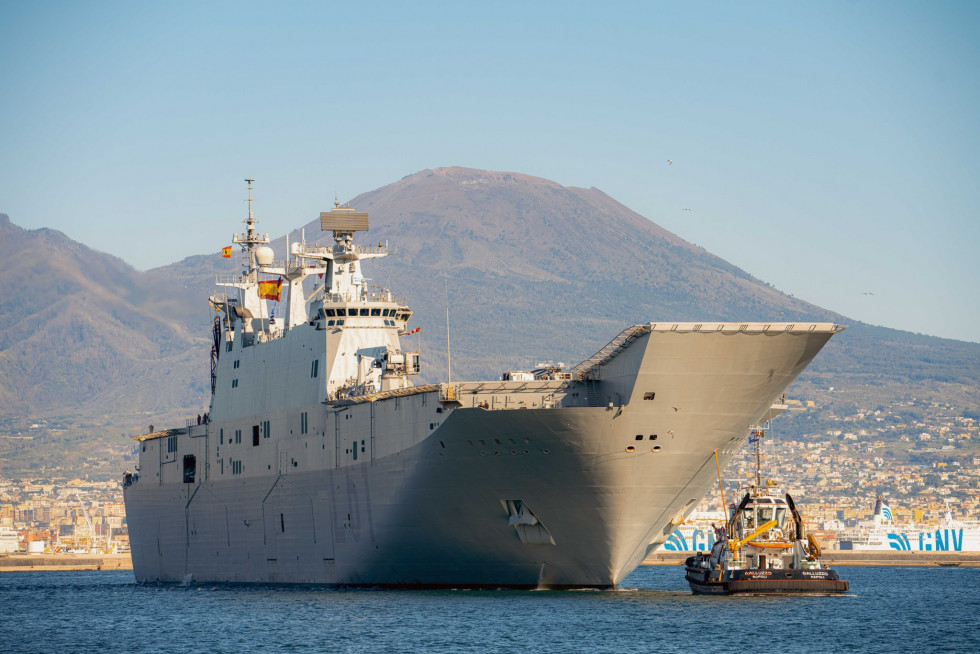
0,553,132,572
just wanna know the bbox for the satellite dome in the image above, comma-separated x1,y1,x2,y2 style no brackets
256,246,274,265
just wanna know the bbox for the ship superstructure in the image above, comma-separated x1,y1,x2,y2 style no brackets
123,181,847,587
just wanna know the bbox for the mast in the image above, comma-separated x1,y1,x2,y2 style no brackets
233,178,270,283
444,275,453,387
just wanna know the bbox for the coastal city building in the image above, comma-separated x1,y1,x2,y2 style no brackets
1,395,977,555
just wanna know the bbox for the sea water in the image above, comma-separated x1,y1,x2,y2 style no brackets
1,565,978,653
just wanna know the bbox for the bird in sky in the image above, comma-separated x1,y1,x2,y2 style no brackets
861,291,875,296
667,159,673,165
682,208,692,211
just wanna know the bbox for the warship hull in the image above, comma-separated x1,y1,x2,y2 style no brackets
125,324,842,587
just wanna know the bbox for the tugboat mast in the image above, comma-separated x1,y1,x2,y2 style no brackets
755,430,763,487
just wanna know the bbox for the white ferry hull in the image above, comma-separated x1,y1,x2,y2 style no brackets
125,324,842,587
838,528,980,552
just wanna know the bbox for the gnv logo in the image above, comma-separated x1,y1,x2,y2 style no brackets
662,529,717,552
888,529,964,551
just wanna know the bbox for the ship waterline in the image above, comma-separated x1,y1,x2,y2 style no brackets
123,184,844,587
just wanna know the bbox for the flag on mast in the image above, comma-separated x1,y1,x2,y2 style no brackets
221,246,233,258
258,278,283,301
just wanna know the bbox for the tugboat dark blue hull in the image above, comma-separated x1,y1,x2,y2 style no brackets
684,557,849,595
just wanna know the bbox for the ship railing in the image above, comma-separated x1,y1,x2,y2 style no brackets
256,327,286,343
320,291,400,304
327,383,443,406
440,384,459,403
570,324,652,380
354,245,388,256
294,244,388,257
445,380,574,410
258,259,326,272
215,273,250,285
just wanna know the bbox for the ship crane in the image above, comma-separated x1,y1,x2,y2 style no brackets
73,491,100,553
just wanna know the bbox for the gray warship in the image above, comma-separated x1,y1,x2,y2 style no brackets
123,181,845,587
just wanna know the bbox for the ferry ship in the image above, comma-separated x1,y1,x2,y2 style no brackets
837,497,980,552
122,181,846,587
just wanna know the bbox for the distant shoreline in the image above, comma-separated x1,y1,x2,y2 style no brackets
4,551,980,573
643,550,980,567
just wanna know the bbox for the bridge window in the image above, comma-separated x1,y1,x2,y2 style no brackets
371,308,381,316
327,320,335,326
776,507,787,528
336,308,347,317
324,308,336,317
359,308,370,316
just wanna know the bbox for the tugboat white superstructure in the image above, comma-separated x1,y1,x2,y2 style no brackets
123,180,847,588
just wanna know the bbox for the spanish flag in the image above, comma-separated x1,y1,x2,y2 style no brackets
258,278,283,301
221,246,233,258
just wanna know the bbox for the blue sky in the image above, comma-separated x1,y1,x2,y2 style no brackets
2,1,978,342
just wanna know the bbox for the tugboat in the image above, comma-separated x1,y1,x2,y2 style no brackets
684,431,849,595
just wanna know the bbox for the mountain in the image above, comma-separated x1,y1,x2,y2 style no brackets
0,214,209,423
287,168,979,390
282,168,841,380
1,168,978,477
